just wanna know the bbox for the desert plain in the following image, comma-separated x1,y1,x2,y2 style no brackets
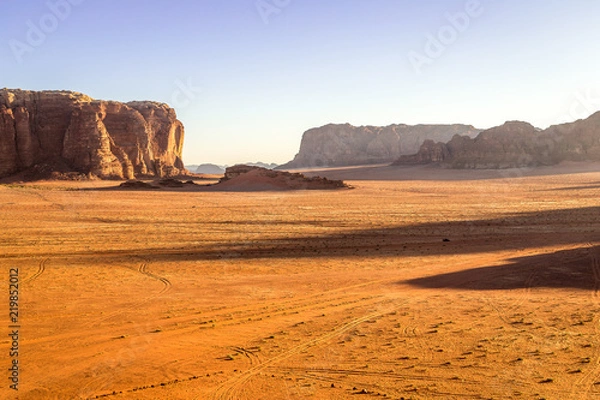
1,163,600,400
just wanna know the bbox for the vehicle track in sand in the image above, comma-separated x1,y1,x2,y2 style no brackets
207,302,398,400
22,258,48,284
81,300,397,400
96,262,172,323
19,257,393,351
271,365,478,383
77,263,174,398
81,279,396,399
0,258,48,347
137,262,172,295
229,346,262,365
19,262,172,347
204,294,385,331
151,276,398,334
2,258,173,398
270,365,540,397
484,268,539,327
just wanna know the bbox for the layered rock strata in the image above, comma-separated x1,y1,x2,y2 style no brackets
0,89,185,179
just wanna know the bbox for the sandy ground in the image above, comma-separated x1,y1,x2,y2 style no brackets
1,164,600,399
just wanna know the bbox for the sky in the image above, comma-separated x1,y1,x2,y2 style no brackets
1,0,599,165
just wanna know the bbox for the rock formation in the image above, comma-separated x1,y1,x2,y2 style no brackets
192,163,277,175
0,89,186,179
216,165,350,190
194,163,226,175
395,113,600,168
279,123,480,169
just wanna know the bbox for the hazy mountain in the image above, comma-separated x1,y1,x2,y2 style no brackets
192,162,278,175
194,164,226,174
279,123,480,169
394,113,600,168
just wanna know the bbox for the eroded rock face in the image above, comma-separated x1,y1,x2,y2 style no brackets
395,114,600,168
0,89,186,179
279,123,480,168
218,165,350,190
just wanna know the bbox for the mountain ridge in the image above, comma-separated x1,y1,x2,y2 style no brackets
279,123,481,169
394,112,600,168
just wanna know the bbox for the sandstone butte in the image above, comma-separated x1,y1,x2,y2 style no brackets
0,89,186,180
394,113,600,169
279,123,481,169
216,165,350,190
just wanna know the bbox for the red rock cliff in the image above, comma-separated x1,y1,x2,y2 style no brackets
394,114,600,169
0,89,186,179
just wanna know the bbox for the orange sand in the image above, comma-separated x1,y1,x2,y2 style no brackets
1,164,600,399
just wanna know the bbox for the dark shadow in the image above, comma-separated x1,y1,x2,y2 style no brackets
85,182,217,193
404,246,599,291
84,184,350,193
544,184,600,192
292,163,600,182
32,206,600,279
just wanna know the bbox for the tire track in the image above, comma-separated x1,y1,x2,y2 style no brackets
399,323,434,364
96,262,172,324
159,292,381,336
30,190,67,212
21,274,377,350
270,366,479,384
229,346,261,365
84,290,388,398
22,262,173,347
73,262,174,398
275,371,484,399
215,295,384,330
22,258,48,284
207,302,397,400
138,263,172,295
486,269,538,324
161,276,396,333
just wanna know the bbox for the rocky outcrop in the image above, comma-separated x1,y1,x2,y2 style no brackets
217,165,350,190
0,89,186,179
395,113,600,168
279,123,480,168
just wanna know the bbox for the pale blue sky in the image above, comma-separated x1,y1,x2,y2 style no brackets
1,0,599,165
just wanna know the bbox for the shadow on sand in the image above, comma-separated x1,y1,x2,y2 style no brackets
404,245,600,291
42,206,600,293
296,163,600,182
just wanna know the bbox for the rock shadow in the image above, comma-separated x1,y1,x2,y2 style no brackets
404,246,600,291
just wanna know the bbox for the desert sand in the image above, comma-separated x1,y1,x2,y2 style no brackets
1,163,600,399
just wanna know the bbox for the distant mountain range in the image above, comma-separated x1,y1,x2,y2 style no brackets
394,112,600,168
187,162,278,175
279,113,600,170
279,123,480,169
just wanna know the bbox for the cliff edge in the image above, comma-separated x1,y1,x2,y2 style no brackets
0,89,186,180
